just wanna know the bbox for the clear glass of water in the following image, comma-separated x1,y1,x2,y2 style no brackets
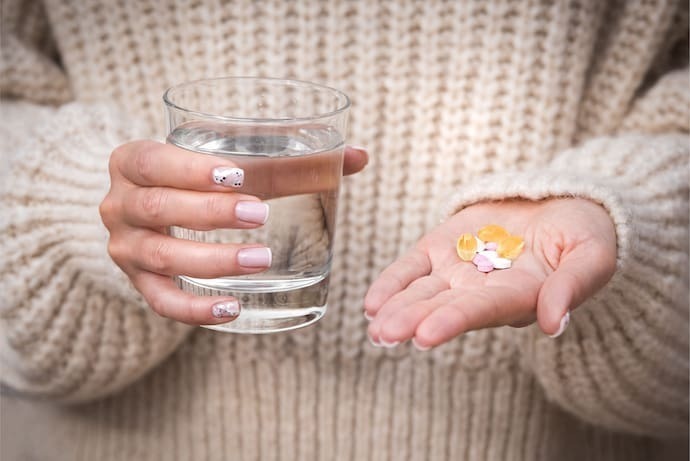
163,77,350,334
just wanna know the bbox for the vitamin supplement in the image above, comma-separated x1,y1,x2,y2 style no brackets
472,253,491,266
497,236,525,260
477,224,510,244
456,233,478,261
457,224,524,272
478,250,499,261
475,236,486,252
492,257,512,269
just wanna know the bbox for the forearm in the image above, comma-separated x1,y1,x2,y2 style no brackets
0,101,192,403
445,133,689,436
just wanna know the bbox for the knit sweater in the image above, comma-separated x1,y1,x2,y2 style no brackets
1,0,688,460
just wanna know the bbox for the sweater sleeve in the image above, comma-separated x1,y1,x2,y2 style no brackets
0,3,193,402
444,68,689,437
0,101,193,403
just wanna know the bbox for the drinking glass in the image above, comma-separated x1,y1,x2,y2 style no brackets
163,77,350,333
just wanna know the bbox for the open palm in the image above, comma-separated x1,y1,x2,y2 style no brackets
364,198,617,349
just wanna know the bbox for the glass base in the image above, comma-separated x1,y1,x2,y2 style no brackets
202,305,326,334
176,274,329,334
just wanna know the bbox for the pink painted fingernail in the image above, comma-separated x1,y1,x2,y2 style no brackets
380,338,400,348
212,167,244,187
369,336,382,348
212,300,240,318
235,201,269,224
412,338,431,351
237,247,272,268
549,311,571,338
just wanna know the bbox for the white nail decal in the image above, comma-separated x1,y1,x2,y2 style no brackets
212,167,244,187
212,300,240,318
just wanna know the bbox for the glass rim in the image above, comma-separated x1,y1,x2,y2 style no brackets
163,76,351,123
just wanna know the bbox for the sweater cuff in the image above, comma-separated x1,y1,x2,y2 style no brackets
443,168,632,267
447,134,688,436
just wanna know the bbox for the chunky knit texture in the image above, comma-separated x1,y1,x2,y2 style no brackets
1,0,689,460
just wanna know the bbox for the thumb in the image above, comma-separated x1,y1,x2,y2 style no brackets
536,242,616,338
343,146,368,176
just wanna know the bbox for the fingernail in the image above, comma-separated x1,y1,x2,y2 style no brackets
237,247,272,268
212,300,240,318
364,311,373,321
549,311,571,338
350,145,367,153
235,201,269,224
412,337,431,351
368,336,381,348
212,167,244,187
379,338,400,348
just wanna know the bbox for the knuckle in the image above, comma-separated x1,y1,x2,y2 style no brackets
148,239,175,273
147,293,168,318
133,141,162,183
210,246,234,274
98,196,116,226
106,238,128,264
204,194,228,221
110,140,145,175
139,187,168,220
109,143,128,175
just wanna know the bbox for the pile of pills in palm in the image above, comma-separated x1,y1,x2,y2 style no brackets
456,225,525,273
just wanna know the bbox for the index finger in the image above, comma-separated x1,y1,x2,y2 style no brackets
363,248,432,316
112,140,345,198
112,140,242,191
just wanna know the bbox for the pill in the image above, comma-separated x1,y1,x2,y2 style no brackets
497,236,525,260
478,250,499,261
472,253,491,266
456,233,478,261
485,242,498,251
492,257,512,269
475,236,486,252
477,224,510,244
477,264,494,273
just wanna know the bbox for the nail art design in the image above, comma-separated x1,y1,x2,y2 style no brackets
212,167,244,187
549,311,571,338
211,300,240,318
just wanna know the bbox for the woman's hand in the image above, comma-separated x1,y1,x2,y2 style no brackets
364,198,617,349
99,140,367,325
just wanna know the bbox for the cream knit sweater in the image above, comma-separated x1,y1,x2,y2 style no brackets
1,0,688,460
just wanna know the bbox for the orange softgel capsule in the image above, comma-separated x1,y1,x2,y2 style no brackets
456,233,477,261
497,235,525,260
477,224,511,244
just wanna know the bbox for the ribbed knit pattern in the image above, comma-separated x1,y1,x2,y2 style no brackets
1,0,688,460
0,102,192,401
